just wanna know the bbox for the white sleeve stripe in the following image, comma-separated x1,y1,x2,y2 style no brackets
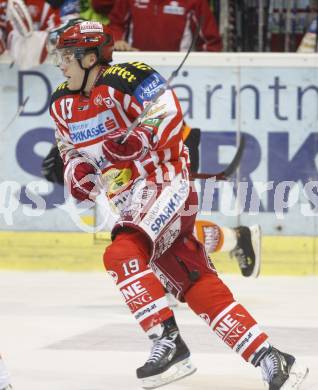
166,121,183,142
163,149,171,161
108,87,131,127
117,269,153,289
155,166,163,183
52,101,68,129
123,94,131,111
131,102,142,114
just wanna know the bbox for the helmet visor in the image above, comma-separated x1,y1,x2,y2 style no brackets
53,47,78,67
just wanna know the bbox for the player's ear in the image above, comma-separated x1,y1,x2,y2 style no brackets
84,52,98,67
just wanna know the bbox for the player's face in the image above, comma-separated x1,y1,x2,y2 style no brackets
59,54,85,91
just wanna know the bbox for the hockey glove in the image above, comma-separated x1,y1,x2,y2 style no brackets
102,126,153,163
68,159,99,201
41,145,64,184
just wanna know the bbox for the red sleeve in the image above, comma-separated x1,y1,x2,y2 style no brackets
193,0,222,52
107,0,131,42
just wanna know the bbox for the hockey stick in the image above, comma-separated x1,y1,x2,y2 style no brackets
2,96,29,133
191,134,245,180
120,18,203,144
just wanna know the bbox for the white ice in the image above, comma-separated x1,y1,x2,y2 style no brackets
0,272,317,390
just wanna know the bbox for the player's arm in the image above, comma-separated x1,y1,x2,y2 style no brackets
50,97,98,201
102,65,183,162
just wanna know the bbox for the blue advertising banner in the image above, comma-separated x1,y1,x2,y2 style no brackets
0,53,317,234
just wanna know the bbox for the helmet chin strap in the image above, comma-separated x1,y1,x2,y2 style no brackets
77,58,98,94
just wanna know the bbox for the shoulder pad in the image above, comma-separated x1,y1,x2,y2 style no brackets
50,81,76,104
97,62,160,95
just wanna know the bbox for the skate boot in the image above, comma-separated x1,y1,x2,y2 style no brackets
259,346,309,389
230,225,261,277
1,385,12,390
136,317,196,389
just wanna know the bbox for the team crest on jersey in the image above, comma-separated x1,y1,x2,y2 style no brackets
103,97,115,108
94,94,103,106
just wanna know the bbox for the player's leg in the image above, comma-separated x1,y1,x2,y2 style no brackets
0,355,12,390
195,220,261,277
103,228,196,389
180,240,308,389
149,231,308,389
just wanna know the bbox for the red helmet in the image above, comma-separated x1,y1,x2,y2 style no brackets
57,21,113,64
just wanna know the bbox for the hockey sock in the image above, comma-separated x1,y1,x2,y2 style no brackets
185,274,268,361
194,221,238,253
104,229,174,333
219,227,237,252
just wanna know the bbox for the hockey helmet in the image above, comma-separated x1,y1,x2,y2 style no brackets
56,21,114,65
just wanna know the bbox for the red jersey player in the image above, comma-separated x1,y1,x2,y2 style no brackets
50,20,308,390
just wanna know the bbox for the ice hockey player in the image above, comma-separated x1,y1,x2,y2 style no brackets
50,21,308,389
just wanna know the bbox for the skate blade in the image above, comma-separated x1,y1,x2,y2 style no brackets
250,224,262,278
281,361,309,389
140,357,197,389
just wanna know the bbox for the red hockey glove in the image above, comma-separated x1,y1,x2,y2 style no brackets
68,160,98,201
102,126,153,163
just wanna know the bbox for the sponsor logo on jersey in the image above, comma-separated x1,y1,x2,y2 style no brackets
103,65,137,83
134,72,165,103
68,110,119,144
129,61,152,71
103,167,132,194
163,2,185,15
141,178,189,236
142,118,162,128
80,21,103,33
214,314,247,348
78,105,89,111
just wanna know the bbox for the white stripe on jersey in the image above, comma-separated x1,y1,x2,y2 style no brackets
117,269,153,289
163,161,176,181
108,87,131,127
123,93,131,111
131,102,142,115
52,101,68,129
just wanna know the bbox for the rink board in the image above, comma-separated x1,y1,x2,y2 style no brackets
0,231,317,275
0,52,318,236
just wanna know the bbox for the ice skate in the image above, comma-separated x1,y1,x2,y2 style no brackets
260,346,309,389
137,319,196,389
0,385,12,390
230,225,261,277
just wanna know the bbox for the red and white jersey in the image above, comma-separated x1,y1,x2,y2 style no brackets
50,61,189,210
